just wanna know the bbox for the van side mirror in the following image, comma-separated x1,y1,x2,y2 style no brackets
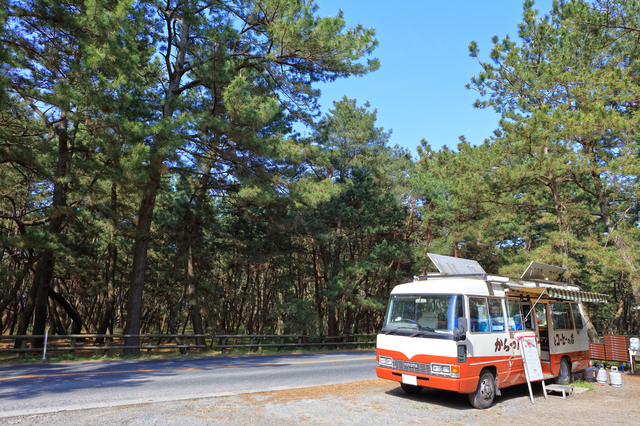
454,317,468,341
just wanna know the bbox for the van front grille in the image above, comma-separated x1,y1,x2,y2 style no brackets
391,359,431,375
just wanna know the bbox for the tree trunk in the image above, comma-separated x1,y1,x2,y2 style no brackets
421,219,432,275
15,259,45,347
123,169,162,355
32,252,56,347
97,241,117,343
186,246,206,347
122,6,186,349
15,278,37,338
327,303,338,339
397,197,415,271
0,253,43,313
578,141,640,318
185,169,212,347
48,288,82,334
97,183,119,343
312,244,323,334
168,285,187,355
581,308,600,343
547,175,571,261
31,108,70,347
589,166,639,307
48,298,67,335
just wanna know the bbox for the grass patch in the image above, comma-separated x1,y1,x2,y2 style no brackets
572,380,595,391
48,353,79,362
17,355,41,363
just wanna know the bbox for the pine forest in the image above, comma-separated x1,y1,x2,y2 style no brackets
2,0,640,351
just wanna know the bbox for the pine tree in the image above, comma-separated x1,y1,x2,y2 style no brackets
466,0,640,331
3,0,152,342
116,0,380,353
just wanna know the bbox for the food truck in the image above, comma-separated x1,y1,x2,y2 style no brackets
376,254,607,408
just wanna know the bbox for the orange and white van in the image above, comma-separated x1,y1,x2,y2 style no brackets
376,254,607,408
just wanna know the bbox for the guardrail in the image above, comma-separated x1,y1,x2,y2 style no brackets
0,333,377,359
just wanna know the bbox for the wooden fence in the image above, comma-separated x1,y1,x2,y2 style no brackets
0,333,376,358
211,334,376,353
0,333,207,358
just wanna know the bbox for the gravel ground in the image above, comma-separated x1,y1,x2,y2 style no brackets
4,373,640,425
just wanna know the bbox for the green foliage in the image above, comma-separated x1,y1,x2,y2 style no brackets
424,0,640,332
308,96,392,181
1,0,386,340
3,0,640,342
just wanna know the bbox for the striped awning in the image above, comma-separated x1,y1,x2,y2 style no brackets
545,287,608,303
506,284,608,303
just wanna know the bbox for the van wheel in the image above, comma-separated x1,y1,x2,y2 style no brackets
400,383,423,395
555,358,571,385
469,370,495,409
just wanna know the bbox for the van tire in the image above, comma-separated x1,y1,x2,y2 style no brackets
555,358,571,385
469,370,495,409
400,383,423,395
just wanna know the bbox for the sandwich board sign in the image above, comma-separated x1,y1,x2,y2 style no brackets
516,332,547,403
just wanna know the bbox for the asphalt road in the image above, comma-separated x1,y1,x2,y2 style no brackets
0,351,377,418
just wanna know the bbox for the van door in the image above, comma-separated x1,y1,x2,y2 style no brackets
534,303,551,364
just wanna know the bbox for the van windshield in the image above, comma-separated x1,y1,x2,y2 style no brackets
381,294,464,335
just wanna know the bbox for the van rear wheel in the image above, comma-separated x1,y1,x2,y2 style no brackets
469,370,495,409
400,383,423,395
555,358,571,385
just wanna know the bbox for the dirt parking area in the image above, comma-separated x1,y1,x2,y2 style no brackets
5,374,640,425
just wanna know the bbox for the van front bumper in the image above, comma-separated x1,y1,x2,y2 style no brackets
376,366,468,392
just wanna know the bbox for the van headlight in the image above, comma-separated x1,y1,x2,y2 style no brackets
431,363,459,378
378,356,393,368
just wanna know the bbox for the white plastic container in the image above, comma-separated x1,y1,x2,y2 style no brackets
609,366,622,387
630,337,639,350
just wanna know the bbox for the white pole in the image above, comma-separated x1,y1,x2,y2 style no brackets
42,329,49,360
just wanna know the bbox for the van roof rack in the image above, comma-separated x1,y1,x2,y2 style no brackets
413,273,510,282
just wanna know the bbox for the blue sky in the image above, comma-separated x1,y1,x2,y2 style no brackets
310,0,555,157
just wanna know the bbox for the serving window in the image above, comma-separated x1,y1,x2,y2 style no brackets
507,299,535,331
550,302,572,330
570,302,584,330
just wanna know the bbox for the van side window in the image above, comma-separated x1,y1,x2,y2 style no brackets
550,302,572,330
507,299,524,330
489,299,505,332
469,297,489,333
570,302,584,330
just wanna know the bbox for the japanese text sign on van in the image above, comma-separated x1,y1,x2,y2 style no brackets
517,332,544,382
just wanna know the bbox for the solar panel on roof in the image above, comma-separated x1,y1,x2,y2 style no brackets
427,253,486,275
520,261,566,281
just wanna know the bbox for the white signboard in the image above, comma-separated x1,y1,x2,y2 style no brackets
515,331,547,403
520,334,544,382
